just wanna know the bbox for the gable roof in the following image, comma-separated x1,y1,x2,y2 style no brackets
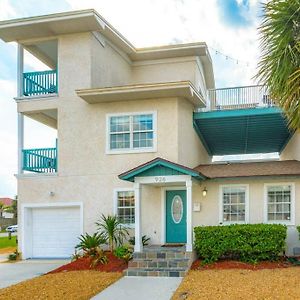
119,157,206,182
194,160,300,179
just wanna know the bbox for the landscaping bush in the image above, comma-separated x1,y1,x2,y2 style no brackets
194,224,287,264
297,226,300,239
114,245,133,262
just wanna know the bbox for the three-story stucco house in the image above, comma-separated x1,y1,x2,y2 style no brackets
0,10,300,272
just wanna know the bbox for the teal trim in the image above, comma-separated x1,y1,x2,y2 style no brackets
22,147,57,173
166,190,187,243
23,69,57,96
119,158,205,182
193,108,294,155
193,118,212,155
194,107,282,120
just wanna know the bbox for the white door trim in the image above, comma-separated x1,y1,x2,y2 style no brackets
21,202,83,259
160,186,186,245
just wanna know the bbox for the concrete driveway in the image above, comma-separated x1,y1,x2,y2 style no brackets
0,259,69,289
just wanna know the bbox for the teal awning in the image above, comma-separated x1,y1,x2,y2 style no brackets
193,107,294,156
119,157,205,182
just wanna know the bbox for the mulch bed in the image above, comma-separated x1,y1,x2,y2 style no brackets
191,258,295,271
49,252,128,274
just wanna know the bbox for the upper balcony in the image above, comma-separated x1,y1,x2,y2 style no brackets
194,85,294,156
23,69,58,97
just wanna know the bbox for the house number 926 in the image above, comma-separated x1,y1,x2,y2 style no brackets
155,176,166,183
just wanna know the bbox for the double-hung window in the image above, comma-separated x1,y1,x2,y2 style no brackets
115,190,135,226
107,112,156,153
220,185,249,224
265,184,294,224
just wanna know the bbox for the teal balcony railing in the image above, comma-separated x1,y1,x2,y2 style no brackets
22,147,57,173
23,69,57,97
207,85,276,111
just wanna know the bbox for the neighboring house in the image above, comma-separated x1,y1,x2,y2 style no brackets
0,198,14,207
0,9,299,260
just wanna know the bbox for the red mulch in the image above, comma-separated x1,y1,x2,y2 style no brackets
48,252,128,274
191,259,294,271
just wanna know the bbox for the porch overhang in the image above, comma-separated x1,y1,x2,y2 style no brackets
193,107,294,156
119,157,206,182
76,81,205,108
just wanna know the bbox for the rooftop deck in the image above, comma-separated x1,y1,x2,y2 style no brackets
206,85,274,111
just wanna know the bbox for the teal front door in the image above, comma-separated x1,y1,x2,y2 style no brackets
166,190,187,243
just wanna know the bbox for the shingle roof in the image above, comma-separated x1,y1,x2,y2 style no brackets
194,160,300,179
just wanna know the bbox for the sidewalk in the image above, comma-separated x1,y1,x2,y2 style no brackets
92,276,182,300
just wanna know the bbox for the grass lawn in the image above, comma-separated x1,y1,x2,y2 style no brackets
0,271,122,300
172,268,300,300
0,236,17,254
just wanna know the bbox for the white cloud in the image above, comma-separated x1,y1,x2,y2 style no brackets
0,0,17,20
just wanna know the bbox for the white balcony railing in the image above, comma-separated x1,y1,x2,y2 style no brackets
206,85,276,111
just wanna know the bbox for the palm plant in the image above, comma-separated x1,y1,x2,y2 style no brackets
256,0,300,129
96,214,129,252
76,232,106,256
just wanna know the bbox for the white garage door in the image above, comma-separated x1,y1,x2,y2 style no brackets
31,206,81,258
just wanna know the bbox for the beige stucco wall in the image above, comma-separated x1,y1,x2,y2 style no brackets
131,58,197,86
177,99,211,167
191,177,300,256
280,130,300,161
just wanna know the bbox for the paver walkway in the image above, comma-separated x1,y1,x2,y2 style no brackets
93,276,182,300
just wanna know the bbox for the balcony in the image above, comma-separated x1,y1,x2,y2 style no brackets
194,85,294,156
22,147,57,173
23,69,57,97
207,85,274,111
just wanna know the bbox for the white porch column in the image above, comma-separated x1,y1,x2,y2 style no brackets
17,44,24,174
186,179,193,252
134,182,142,252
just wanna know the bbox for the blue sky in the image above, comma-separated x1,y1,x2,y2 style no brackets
0,0,263,197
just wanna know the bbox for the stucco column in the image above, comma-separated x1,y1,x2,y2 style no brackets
17,44,24,174
186,179,193,252
134,182,142,252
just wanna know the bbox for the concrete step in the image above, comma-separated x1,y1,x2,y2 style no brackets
128,258,190,269
133,251,192,260
124,268,187,277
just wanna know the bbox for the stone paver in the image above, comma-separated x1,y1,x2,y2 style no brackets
92,276,182,300
0,259,69,289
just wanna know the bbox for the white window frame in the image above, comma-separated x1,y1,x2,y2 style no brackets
106,111,157,154
264,182,295,225
113,188,135,228
219,184,249,225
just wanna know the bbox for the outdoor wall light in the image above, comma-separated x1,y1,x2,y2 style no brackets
202,187,207,197
49,191,55,197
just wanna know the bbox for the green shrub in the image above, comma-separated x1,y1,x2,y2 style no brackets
297,226,300,239
114,245,133,262
75,232,106,256
8,250,20,261
129,235,150,246
194,224,287,264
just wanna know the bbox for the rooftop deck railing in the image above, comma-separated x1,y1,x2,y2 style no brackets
23,69,57,97
22,147,57,173
207,85,275,111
